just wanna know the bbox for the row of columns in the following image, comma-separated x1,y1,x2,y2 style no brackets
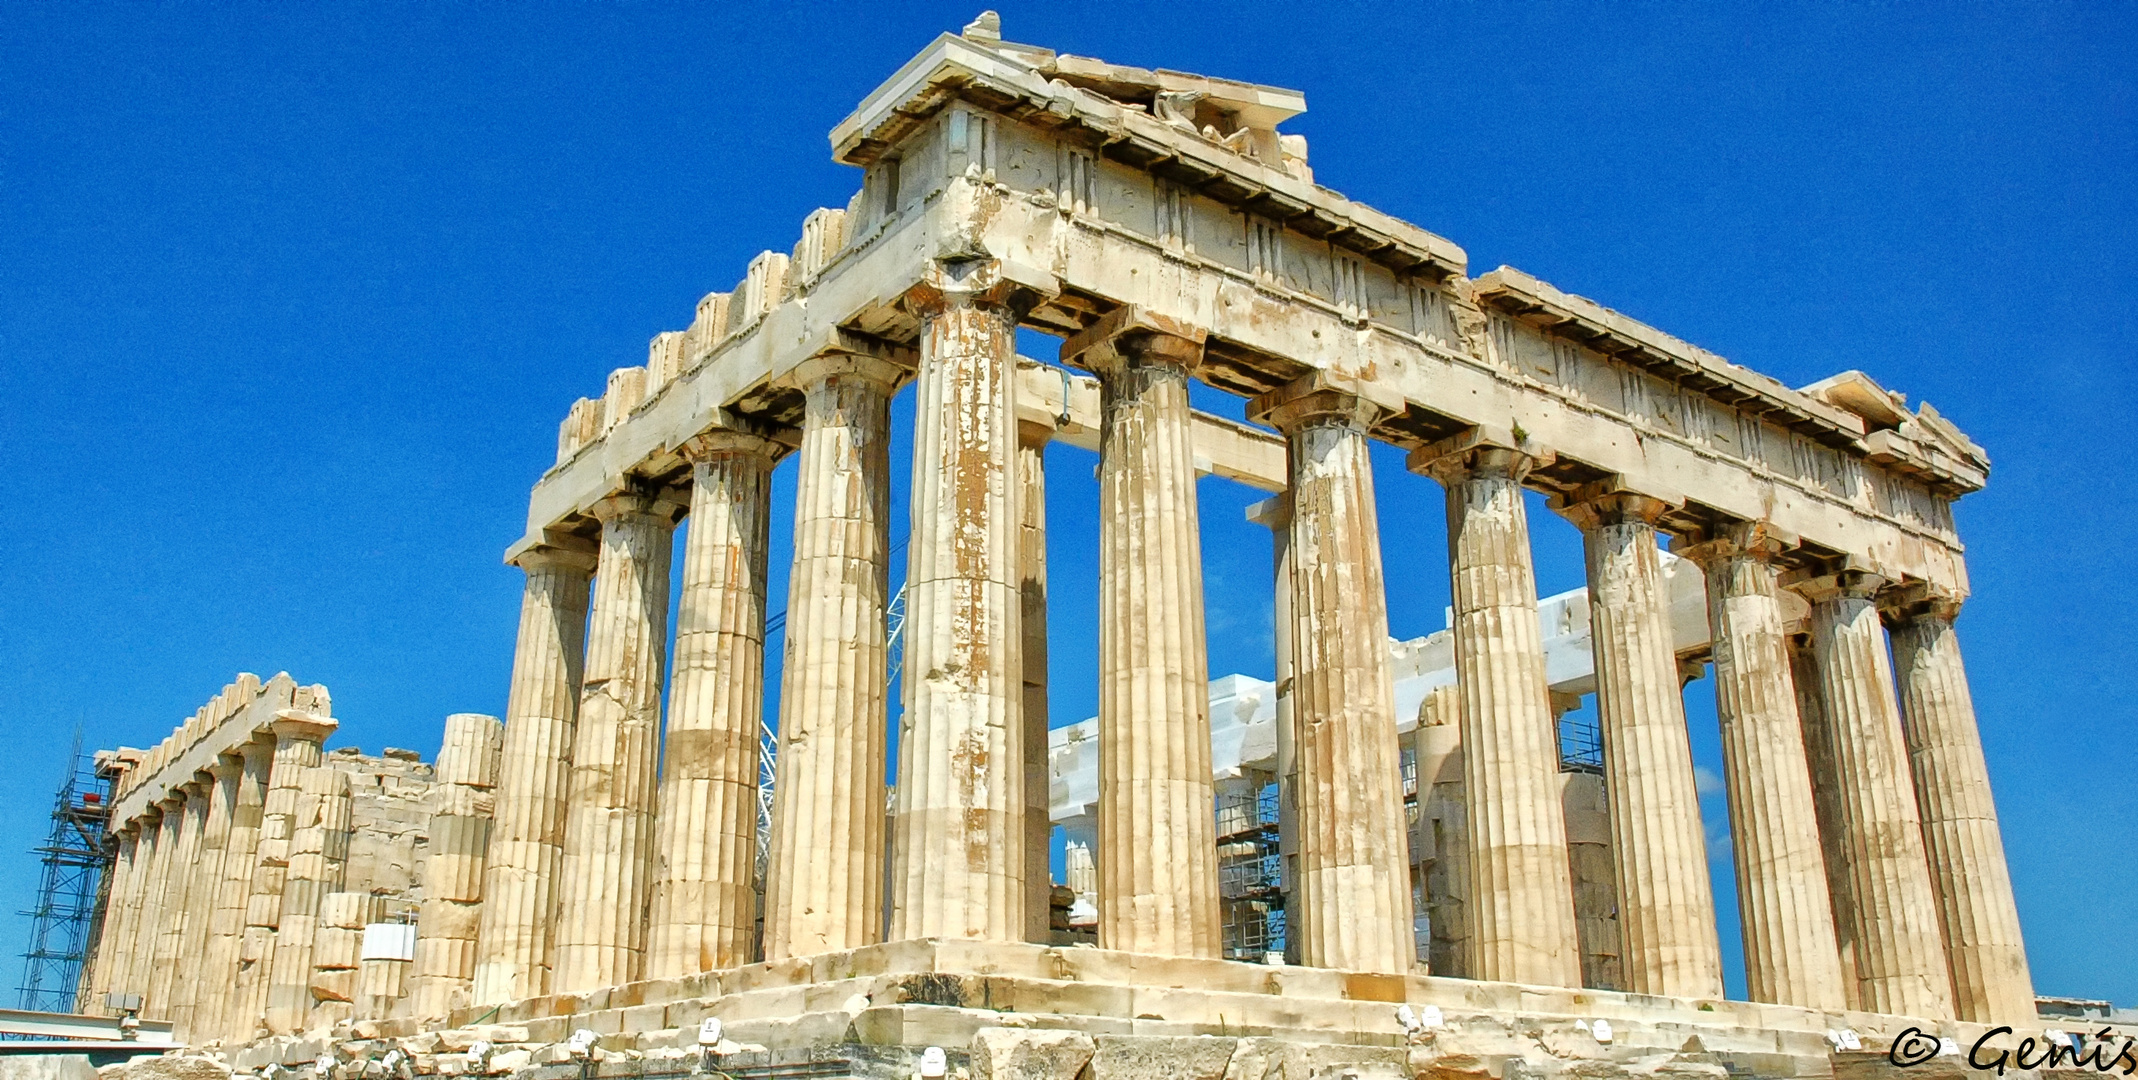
466,264,2030,1026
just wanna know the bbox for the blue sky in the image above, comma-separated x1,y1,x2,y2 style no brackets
1,2,2131,1007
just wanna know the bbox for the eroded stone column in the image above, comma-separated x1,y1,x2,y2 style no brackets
1560,492,1723,999
1017,415,1054,945
1678,525,1848,1009
1793,636,1861,1009
1253,377,1413,974
1798,571,1953,1018
472,545,594,1005
1412,440,1580,988
170,757,241,1037
266,763,351,1034
1070,312,1220,959
229,711,335,1043
763,361,898,961
412,713,504,1018
889,261,1030,943
553,490,681,992
147,783,207,1014
1886,591,2034,1023
197,737,273,1041
649,429,788,973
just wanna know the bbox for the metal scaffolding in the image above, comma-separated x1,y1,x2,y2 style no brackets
15,738,116,1013
1215,776,1284,961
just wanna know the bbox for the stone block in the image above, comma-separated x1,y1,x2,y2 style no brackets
1090,1035,1238,1080
971,1027,1096,1080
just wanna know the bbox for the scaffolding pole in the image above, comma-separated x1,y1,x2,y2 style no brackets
15,736,116,1014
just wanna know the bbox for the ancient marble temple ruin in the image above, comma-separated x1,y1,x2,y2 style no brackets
79,16,2052,1078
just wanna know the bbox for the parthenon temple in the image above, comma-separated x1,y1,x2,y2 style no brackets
77,15,2070,1080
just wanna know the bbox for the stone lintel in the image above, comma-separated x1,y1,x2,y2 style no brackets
1553,480,1682,533
1878,581,1967,623
899,256,1060,321
1790,568,1890,605
1060,304,1207,377
1670,518,1802,564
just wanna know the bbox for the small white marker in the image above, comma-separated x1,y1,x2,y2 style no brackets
1592,1020,1614,1044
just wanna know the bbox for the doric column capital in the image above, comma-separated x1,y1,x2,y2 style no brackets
900,257,1058,321
1791,568,1890,605
1672,518,1797,568
1554,484,1674,534
1061,304,1207,381
789,351,908,397
588,488,687,528
512,541,598,577
1248,372,1397,435
209,753,243,782
678,427,794,468
269,709,338,748
1407,427,1554,485
1878,581,1966,625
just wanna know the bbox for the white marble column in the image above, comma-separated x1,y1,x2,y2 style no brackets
121,809,169,1009
472,544,594,1005
1412,440,1580,988
1885,591,2034,1023
147,782,207,1014
1798,571,1953,1018
1070,313,1220,959
266,762,351,1034
229,711,335,1042
170,757,241,1038
889,262,1029,943
1678,525,1848,1009
553,491,681,992
1017,416,1054,945
1254,377,1413,974
1561,492,1723,999
1793,636,1862,1009
648,430,788,974
762,362,898,961
196,737,273,1042
412,713,504,1018
92,823,143,1009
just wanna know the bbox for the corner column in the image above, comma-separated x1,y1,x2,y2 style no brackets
1411,439,1581,988
228,711,336,1043
1797,570,1953,1018
762,360,899,961
889,260,1034,943
1069,310,1221,959
412,713,504,1017
91,824,142,1010
265,759,352,1034
647,428,789,973
553,490,682,992
197,736,273,1041
1677,524,1848,1009
117,809,167,1008
472,544,595,1005
1885,589,2034,1023
1560,491,1724,998
1252,376,1413,974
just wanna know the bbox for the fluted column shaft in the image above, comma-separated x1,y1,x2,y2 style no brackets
170,760,241,1037
197,737,272,1042
553,491,680,992
1680,529,1848,1009
266,764,351,1034
472,547,593,1005
93,826,143,1008
122,812,168,1003
1017,417,1054,944
147,785,207,1013
1414,443,1580,988
649,430,787,972
229,712,334,1043
763,367,895,961
412,713,504,1017
1887,598,2033,1022
1256,383,1412,974
890,266,1026,943
1563,494,1723,998
1081,326,1220,958
1800,572,1953,1018
1793,637,1862,1008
